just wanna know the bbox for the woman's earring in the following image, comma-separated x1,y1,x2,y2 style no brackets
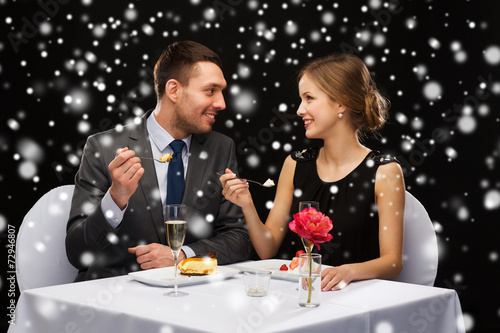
338,113,343,119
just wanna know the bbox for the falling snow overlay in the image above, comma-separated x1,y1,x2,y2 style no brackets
1,0,499,332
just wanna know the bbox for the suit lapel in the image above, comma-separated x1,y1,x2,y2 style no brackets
129,111,165,243
184,134,207,207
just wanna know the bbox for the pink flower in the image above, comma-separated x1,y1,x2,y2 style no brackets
289,207,333,249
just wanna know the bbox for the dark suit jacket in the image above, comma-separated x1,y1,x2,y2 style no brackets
66,110,252,281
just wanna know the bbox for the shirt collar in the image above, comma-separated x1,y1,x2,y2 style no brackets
146,112,192,153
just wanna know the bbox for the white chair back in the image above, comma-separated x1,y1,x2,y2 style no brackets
16,185,78,292
395,191,439,286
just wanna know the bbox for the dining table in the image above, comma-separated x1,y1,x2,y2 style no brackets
9,260,465,333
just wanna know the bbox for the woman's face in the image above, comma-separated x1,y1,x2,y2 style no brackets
296,74,344,139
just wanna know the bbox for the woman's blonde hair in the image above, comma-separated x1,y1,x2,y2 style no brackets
298,53,390,137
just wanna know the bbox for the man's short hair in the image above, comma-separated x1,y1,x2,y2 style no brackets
154,41,222,100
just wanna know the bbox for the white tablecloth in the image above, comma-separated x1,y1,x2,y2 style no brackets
9,267,465,333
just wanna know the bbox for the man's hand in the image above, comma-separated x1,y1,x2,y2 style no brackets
128,244,187,270
109,147,144,209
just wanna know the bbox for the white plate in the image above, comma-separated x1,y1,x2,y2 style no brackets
232,259,330,282
128,266,239,287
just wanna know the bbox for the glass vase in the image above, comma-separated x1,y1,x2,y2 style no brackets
298,253,321,307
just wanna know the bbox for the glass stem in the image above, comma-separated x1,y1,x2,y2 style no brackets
173,253,178,294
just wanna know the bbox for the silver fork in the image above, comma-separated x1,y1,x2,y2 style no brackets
138,157,167,163
216,172,275,188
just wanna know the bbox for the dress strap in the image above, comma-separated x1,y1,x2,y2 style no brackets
369,150,400,165
291,147,320,162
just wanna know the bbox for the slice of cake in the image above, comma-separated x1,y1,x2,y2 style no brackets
178,251,217,276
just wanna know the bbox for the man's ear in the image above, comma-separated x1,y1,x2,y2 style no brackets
165,79,180,103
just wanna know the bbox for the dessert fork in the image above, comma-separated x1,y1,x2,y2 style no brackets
138,153,172,163
216,172,275,188
138,157,167,163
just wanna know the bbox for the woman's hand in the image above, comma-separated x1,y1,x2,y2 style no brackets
320,266,352,291
219,168,253,209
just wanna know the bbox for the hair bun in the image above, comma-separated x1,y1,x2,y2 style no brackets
364,86,390,131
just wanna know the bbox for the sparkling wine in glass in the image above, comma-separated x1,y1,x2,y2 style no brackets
164,204,188,297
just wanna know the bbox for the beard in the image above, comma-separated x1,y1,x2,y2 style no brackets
171,104,213,136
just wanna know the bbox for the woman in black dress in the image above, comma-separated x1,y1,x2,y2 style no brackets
220,53,405,292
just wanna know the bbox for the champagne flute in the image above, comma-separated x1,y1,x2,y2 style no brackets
299,201,319,212
164,204,188,297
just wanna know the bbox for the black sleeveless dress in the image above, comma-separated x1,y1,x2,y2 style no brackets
275,147,399,266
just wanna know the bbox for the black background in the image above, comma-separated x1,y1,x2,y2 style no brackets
1,0,499,332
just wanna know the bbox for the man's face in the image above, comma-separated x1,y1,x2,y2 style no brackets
172,61,227,137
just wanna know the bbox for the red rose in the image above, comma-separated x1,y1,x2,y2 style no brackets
288,207,333,249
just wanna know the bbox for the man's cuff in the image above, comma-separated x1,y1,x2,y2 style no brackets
101,190,127,229
181,245,195,258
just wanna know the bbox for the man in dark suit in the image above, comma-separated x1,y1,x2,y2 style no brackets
66,41,253,281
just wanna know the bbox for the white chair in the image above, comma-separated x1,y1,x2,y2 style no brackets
16,185,78,292
394,191,439,286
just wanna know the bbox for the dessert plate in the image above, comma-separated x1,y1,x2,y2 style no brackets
128,266,239,287
233,259,332,282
